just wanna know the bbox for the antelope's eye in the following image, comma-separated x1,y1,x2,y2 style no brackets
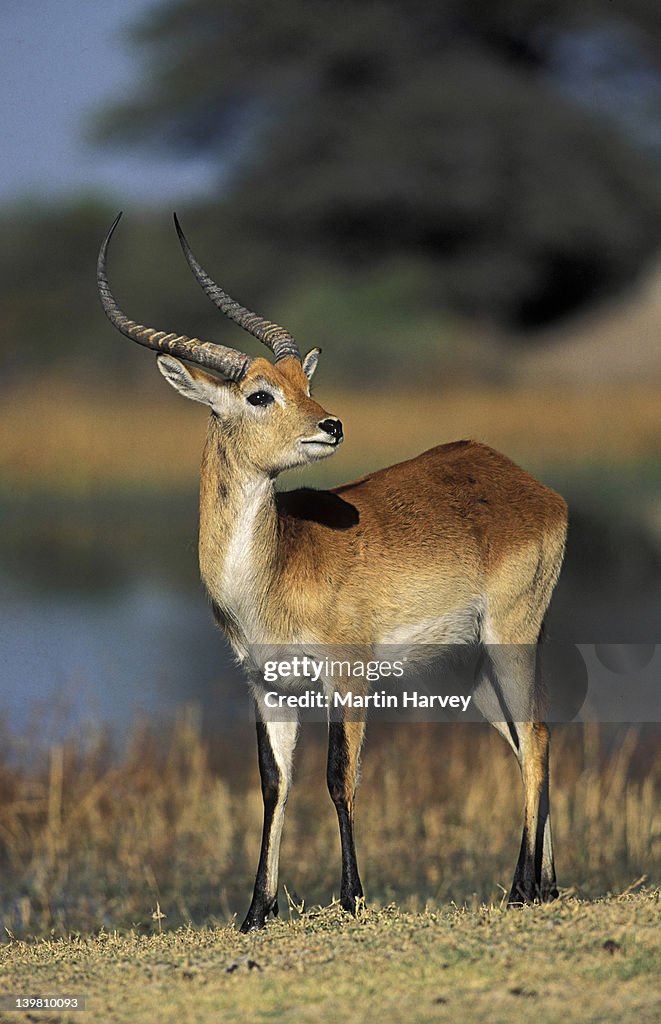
247,390,274,407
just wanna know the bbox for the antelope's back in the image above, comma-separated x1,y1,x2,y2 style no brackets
278,440,567,644
332,439,567,555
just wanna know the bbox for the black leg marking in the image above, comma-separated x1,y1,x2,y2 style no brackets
476,643,558,906
327,720,364,914
240,720,283,932
508,722,558,905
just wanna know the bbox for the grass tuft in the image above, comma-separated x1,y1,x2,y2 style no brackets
0,716,659,938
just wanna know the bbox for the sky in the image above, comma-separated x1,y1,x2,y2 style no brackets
0,0,216,205
2,3,660,207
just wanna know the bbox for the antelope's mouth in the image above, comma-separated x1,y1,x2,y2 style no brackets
300,436,343,449
298,435,343,460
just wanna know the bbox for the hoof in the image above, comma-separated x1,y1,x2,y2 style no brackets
507,883,558,906
340,888,364,916
240,897,278,933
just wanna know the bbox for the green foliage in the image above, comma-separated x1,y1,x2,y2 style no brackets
5,2,661,374
91,0,661,330
0,200,257,377
0,199,464,381
0,198,120,374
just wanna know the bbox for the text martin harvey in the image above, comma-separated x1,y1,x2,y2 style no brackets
263,690,473,711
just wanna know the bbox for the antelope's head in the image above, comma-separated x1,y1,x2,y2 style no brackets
97,214,343,476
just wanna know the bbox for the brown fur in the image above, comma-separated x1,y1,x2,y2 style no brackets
154,348,567,923
198,416,567,649
102,220,569,925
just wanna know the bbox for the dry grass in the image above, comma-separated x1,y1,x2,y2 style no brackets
2,374,660,491
1,896,660,1024
0,714,659,939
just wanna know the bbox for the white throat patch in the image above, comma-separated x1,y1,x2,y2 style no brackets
220,476,272,650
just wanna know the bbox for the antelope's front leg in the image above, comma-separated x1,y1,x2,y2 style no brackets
240,700,299,932
327,717,365,914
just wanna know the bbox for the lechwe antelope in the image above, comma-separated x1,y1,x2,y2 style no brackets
98,213,567,931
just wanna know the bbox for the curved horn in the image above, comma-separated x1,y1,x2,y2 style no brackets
173,213,301,363
97,213,253,382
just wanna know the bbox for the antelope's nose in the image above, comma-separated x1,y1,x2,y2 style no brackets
319,417,343,442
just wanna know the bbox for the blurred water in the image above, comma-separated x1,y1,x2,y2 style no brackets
1,492,659,745
0,575,246,743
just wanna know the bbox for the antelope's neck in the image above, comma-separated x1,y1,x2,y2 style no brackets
198,417,279,650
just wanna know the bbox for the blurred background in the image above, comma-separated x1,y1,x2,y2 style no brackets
1,0,660,933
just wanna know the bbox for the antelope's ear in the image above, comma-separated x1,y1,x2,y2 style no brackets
302,347,321,381
157,355,238,416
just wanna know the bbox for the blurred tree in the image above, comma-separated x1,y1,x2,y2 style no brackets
92,0,661,331
0,200,228,377
0,200,116,375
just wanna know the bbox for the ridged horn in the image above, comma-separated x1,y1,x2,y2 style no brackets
97,213,253,382
173,213,302,363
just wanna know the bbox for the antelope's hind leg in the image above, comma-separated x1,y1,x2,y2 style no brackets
474,641,558,904
327,716,365,914
240,698,299,932
508,717,557,903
